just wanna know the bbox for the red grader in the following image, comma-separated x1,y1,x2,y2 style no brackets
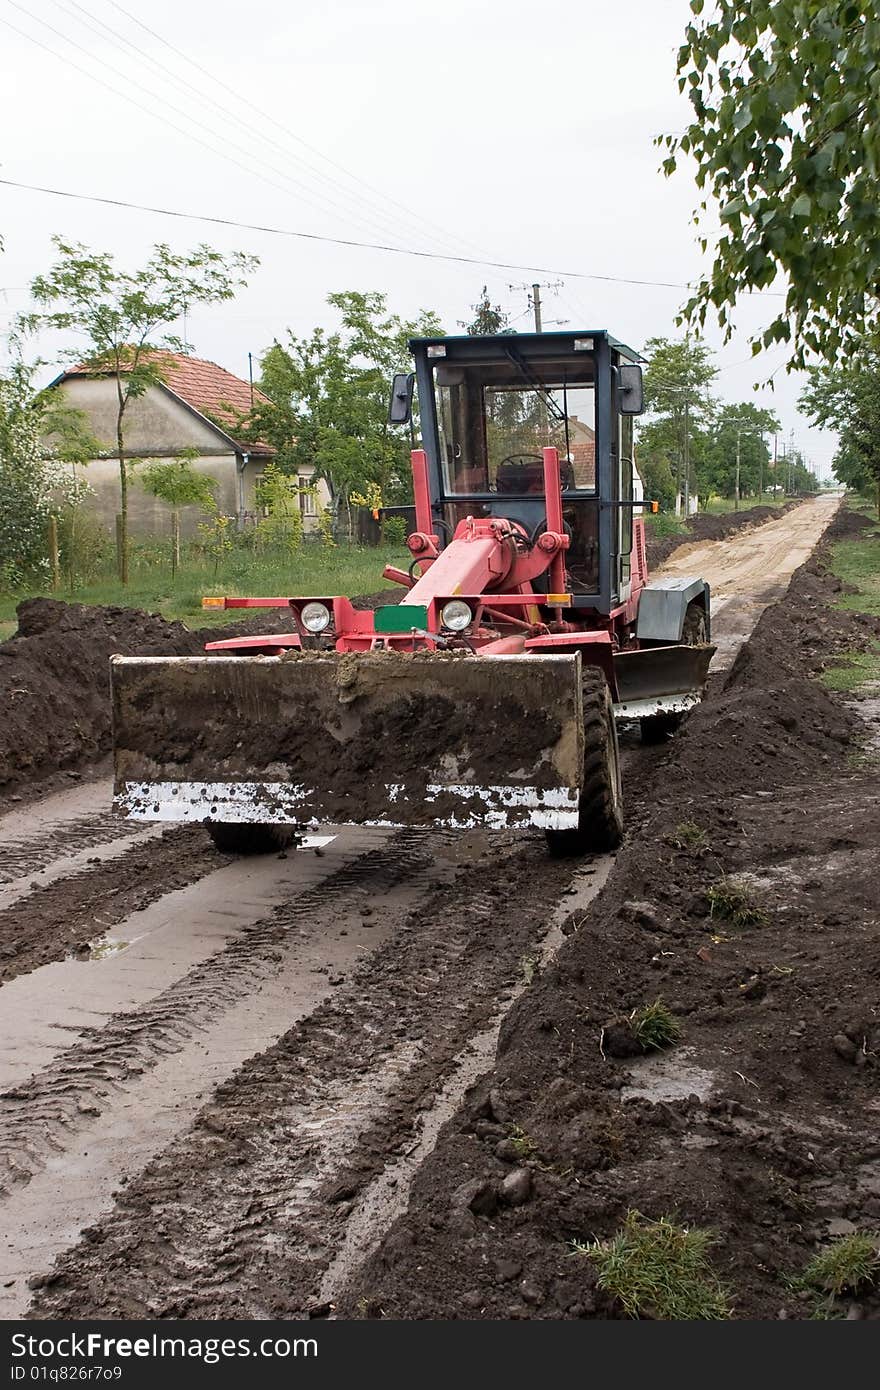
110,330,713,855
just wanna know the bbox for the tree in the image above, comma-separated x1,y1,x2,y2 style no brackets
250,291,442,537
140,449,219,577
704,402,780,502
800,358,880,512
28,238,257,582
253,462,306,556
639,336,718,508
664,2,880,366
459,286,510,335
0,351,95,591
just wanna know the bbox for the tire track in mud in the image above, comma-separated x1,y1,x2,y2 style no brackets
0,826,224,984
29,837,595,1319
0,811,145,885
0,827,443,1204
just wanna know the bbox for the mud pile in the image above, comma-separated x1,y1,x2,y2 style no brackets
646,499,801,570
340,505,880,1321
0,598,321,797
0,601,200,795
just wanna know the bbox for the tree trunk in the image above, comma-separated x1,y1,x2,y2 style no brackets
116,424,129,584
172,510,180,579
48,516,60,591
115,378,129,585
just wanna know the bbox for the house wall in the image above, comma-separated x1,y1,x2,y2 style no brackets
57,377,224,456
81,453,240,537
50,378,332,539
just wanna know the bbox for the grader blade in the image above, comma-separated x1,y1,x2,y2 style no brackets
111,651,585,831
612,642,715,720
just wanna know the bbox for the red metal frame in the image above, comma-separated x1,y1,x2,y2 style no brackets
204,448,651,675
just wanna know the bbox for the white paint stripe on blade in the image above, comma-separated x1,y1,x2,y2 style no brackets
614,692,701,721
115,781,581,831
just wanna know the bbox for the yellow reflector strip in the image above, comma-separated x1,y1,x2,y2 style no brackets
546,593,572,605
201,596,226,609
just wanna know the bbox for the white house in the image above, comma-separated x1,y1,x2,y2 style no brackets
49,352,328,536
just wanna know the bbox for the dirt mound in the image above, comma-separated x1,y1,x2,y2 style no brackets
350,588,403,611
339,513,880,1321
0,598,335,798
646,499,800,570
0,600,205,796
825,505,877,539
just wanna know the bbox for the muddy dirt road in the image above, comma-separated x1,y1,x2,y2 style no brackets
658,493,839,670
0,495,845,1318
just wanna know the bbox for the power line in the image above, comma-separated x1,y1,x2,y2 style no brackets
3,3,420,253
1,176,766,293
43,0,470,261
101,0,492,263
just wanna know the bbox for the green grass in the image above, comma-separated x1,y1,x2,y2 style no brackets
792,1233,880,1315
0,545,410,636
701,491,790,516
645,513,688,541
572,1211,730,1320
707,876,769,928
799,1234,879,1298
629,1000,682,1051
829,533,880,618
668,820,709,853
820,643,880,692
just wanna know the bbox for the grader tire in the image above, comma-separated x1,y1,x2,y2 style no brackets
207,823,297,855
545,668,623,857
639,602,708,745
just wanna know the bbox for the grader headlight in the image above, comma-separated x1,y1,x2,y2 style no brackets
440,600,473,633
299,601,332,634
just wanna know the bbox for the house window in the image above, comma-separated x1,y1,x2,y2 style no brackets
299,475,318,516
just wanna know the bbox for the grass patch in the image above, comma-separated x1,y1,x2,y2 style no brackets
572,1211,730,1320
828,501,880,618
0,545,409,632
798,1234,879,1299
820,644,880,692
701,492,789,515
791,1233,880,1315
707,876,768,928
508,1125,536,1160
630,1000,682,1051
668,820,708,853
644,513,687,541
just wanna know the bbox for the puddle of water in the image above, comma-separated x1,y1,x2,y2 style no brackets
68,937,131,963
620,1046,716,1104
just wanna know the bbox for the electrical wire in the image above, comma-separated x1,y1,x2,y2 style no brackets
101,0,493,262
3,4,430,253
0,175,739,287
43,0,471,260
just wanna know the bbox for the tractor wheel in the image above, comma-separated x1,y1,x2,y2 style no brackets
545,669,624,857
206,823,297,855
639,602,708,745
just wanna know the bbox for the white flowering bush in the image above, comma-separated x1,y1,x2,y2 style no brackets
0,361,89,591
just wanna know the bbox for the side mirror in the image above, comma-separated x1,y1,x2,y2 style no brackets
618,363,645,415
388,372,415,425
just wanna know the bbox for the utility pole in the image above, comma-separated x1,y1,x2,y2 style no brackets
248,351,255,409
509,280,564,333
735,429,741,511
683,398,691,516
532,283,543,333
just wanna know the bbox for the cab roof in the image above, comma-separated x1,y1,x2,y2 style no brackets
409,329,643,363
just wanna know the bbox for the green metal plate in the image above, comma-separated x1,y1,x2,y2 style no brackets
374,604,429,634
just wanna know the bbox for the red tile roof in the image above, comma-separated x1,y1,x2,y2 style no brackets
64,351,274,456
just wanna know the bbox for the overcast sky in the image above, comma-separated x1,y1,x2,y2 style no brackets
1,0,837,476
